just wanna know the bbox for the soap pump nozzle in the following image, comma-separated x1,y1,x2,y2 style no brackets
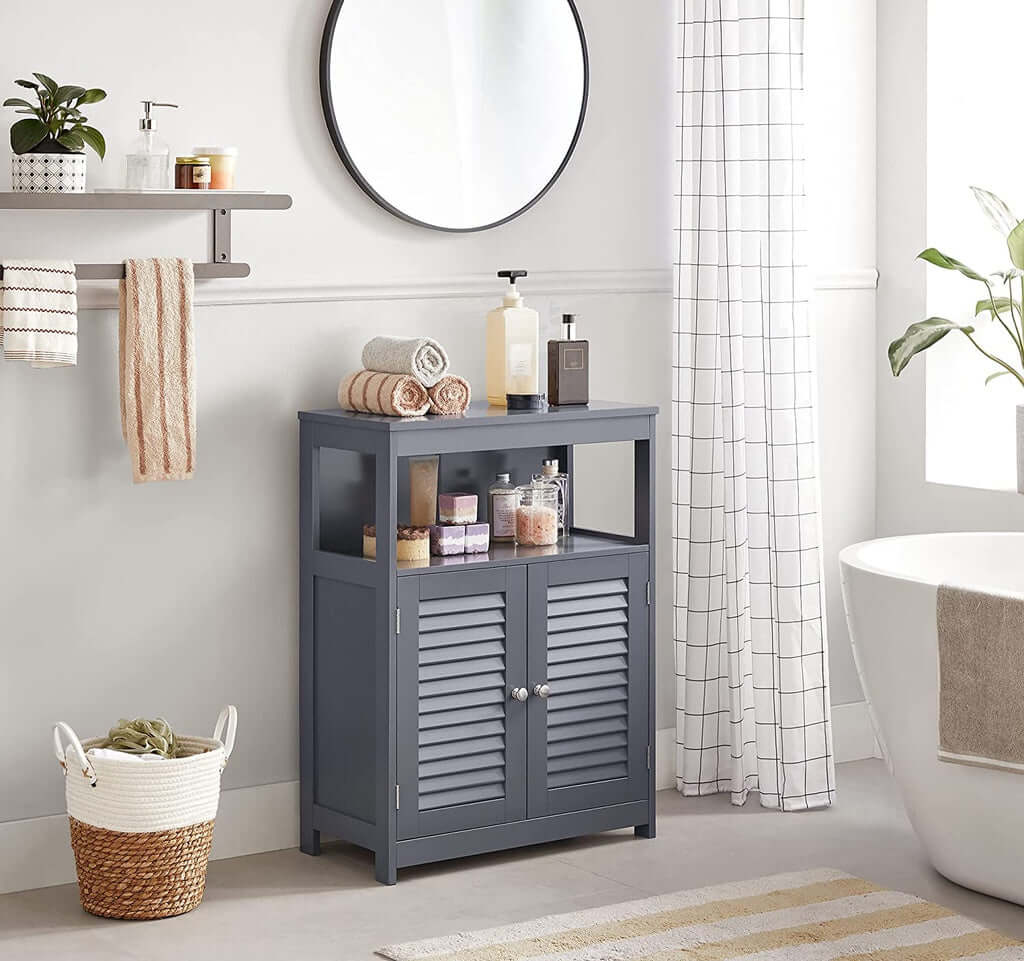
139,100,178,131
498,269,527,307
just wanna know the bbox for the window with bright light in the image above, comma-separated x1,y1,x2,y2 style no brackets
926,1,1023,491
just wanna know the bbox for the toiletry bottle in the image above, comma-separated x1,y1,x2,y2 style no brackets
548,313,590,406
125,101,178,190
486,270,542,409
532,458,569,536
488,472,518,543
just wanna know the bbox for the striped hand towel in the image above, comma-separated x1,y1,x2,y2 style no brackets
0,259,77,367
119,258,196,483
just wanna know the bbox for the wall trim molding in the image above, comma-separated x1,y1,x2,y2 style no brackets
76,266,879,310
2,706,879,895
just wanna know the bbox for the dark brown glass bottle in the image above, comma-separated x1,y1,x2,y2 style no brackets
547,314,589,406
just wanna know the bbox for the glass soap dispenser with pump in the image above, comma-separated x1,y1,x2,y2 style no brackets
125,100,178,190
486,269,543,409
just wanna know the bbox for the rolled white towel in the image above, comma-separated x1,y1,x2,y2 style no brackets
361,335,449,388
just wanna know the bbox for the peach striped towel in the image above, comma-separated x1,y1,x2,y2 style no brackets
338,369,430,417
0,259,77,367
119,258,196,483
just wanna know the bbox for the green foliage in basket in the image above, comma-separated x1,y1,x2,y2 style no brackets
103,717,181,759
3,72,106,158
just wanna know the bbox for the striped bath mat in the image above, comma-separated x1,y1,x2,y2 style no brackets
378,868,1021,960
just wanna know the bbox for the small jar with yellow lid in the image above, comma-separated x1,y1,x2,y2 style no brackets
174,156,211,190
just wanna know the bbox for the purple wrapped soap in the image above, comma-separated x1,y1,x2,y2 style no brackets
430,524,465,556
439,492,478,525
464,522,490,554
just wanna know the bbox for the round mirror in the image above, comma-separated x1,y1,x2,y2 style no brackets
320,0,588,232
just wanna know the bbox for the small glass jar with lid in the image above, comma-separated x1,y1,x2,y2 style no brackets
532,458,569,536
174,155,211,189
515,482,559,547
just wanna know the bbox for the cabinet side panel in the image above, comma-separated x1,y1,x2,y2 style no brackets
315,576,377,824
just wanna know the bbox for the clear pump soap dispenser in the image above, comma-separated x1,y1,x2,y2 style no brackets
125,101,178,190
486,269,542,409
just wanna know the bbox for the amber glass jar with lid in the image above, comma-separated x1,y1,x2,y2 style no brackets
174,156,211,189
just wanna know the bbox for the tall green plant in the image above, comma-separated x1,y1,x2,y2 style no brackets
889,187,1024,390
3,72,106,158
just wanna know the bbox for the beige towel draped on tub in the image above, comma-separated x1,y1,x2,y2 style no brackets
119,258,196,483
938,584,1024,773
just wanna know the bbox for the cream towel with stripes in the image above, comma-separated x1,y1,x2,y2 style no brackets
119,258,196,483
0,259,77,367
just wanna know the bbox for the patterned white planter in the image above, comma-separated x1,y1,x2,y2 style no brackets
11,151,87,192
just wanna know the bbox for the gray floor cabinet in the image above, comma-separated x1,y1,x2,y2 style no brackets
298,401,657,884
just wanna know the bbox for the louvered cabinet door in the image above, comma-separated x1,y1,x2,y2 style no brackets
526,553,650,818
397,567,527,840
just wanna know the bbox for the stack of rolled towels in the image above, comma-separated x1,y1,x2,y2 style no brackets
338,335,472,417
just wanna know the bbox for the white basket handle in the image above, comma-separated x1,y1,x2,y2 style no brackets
53,722,97,787
213,705,237,767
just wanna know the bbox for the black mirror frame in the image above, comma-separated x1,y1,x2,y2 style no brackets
319,0,589,233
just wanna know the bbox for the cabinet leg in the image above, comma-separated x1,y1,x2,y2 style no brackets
301,824,321,856
375,848,397,885
635,823,656,839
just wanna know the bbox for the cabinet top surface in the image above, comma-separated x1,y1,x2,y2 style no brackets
299,400,657,432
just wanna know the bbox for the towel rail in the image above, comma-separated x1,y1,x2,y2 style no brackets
0,191,291,281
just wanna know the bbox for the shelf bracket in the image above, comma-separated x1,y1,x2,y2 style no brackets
212,207,231,266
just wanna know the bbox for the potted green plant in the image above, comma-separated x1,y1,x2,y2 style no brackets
4,73,105,193
889,186,1024,493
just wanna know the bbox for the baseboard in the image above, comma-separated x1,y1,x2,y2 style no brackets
76,266,879,310
831,700,882,763
3,709,877,893
0,780,298,896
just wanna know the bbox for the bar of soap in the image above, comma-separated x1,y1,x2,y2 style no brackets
397,525,430,561
430,524,465,556
464,522,490,554
363,523,430,561
438,492,478,525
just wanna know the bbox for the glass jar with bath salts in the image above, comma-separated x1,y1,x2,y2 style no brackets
515,482,559,547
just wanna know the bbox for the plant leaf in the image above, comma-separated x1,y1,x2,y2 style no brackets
985,370,1012,386
77,88,106,105
975,296,1021,318
971,186,1018,236
888,317,975,376
54,85,86,105
10,117,48,154
14,79,38,90
917,248,987,282
2,97,33,109
1008,221,1024,270
32,73,58,96
71,124,105,159
56,132,84,152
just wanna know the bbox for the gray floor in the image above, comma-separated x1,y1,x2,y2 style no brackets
3,760,1023,960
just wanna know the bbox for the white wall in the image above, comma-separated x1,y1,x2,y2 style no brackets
0,0,878,892
877,0,1024,534
805,0,877,707
0,0,675,830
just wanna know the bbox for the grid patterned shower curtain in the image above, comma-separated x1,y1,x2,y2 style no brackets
672,0,835,811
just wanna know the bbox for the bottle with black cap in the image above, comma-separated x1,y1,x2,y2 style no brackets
547,313,589,406
485,269,544,409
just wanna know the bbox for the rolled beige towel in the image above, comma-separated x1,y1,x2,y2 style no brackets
361,335,449,388
338,369,430,417
428,374,472,415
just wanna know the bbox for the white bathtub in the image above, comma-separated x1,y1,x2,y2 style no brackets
840,532,1024,906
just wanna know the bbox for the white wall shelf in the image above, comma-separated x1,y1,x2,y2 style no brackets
0,190,292,279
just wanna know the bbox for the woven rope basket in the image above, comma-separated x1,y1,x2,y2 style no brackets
54,707,237,920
